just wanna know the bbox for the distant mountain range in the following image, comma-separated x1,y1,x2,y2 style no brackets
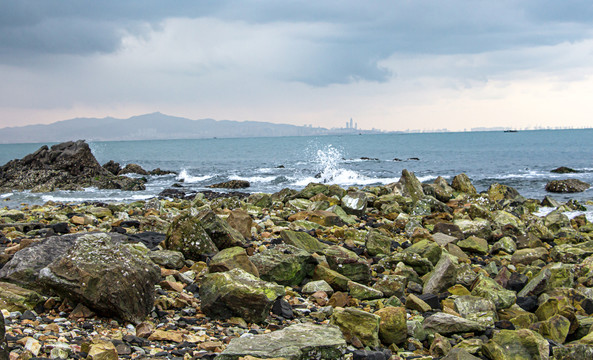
0,113,377,144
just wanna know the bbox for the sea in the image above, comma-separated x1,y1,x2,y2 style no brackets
1,129,592,220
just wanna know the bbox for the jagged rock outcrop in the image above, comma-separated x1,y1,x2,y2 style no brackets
0,140,145,192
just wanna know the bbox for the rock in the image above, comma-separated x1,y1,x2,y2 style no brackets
0,140,145,192
432,232,458,247
426,176,455,203
226,209,254,239
147,249,185,269
323,245,371,283
197,210,247,249
451,173,477,195
0,312,8,360
216,323,347,360
209,246,259,277
517,268,550,297
404,239,442,266
0,282,44,312
87,339,118,360
330,307,381,348
441,348,482,360
422,313,487,335
454,218,492,239
393,169,425,201
457,236,489,255
288,210,345,227
347,281,383,300
553,345,593,360
39,233,161,323
551,166,579,173
164,212,219,260
251,244,316,286
487,183,522,202
405,293,433,313
302,280,334,296
375,306,407,345
372,275,406,298
423,255,458,295
491,236,517,255
454,295,498,327
511,247,549,265
483,329,549,360
545,179,590,193
147,329,184,342
119,163,149,175
207,180,250,189
313,265,351,292
199,268,285,323
102,160,122,175
538,314,571,344
471,275,516,310
430,332,452,358
382,252,434,276
341,192,368,217
280,230,327,253
365,230,392,256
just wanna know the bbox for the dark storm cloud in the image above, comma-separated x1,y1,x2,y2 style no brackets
1,0,593,85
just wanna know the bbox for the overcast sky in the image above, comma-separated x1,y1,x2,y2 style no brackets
1,1,593,131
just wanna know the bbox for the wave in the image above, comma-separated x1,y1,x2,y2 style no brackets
534,206,593,222
41,193,154,203
1,193,13,199
177,169,213,183
228,175,278,183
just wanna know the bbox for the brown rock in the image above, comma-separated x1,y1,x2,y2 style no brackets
148,329,184,343
226,210,253,239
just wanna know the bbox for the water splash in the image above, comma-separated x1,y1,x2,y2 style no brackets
177,169,212,183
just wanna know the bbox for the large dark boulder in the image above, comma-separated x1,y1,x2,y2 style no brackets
551,167,578,174
545,179,590,193
207,180,250,189
0,140,145,192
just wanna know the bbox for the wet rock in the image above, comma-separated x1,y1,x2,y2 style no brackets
199,268,285,323
250,244,315,285
545,179,590,193
330,307,381,348
102,160,122,175
216,323,347,360
207,180,250,189
374,306,407,345
423,255,458,295
209,246,259,276
451,173,477,195
483,329,549,360
147,249,185,269
323,245,371,283
164,212,219,260
119,163,149,175
39,233,161,323
0,282,44,312
226,209,253,239
341,192,368,217
0,140,145,192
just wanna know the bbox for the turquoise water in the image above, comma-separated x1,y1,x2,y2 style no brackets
1,129,592,208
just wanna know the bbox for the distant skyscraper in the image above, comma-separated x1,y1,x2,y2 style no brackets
350,118,353,129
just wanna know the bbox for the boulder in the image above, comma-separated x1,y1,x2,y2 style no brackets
196,210,247,249
147,249,185,269
226,209,253,239
312,265,351,292
545,179,590,193
119,163,149,175
393,169,425,201
404,239,442,266
164,212,219,260
0,140,145,192
347,281,383,300
330,307,381,348
216,323,346,360
250,244,316,286
0,282,44,312
340,192,368,217
288,210,345,227
39,233,161,323
551,166,578,174
280,230,327,253
471,275,516,310
0,312,8,360
374,306,407,345
451,173,477,195
423,255,458,295
365,230,393,256
323,245,371,283
102,160,121,175
483,329,549,360
207,180,250,189
422,313,487,335
441,348,482,360
199,268,285,323
302,280,334,296
487,183,522,202
457,236,489,255
209,246,259,277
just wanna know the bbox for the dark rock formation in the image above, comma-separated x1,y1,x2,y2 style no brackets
119,163,149,176
551,167,579,174
207,180,250,189
545,179,590,193
0,140,145,192
102,160,122,175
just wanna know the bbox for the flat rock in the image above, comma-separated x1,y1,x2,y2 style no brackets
423,313,487,335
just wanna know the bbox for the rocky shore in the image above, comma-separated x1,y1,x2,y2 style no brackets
0,142,593,360
0,167,592,360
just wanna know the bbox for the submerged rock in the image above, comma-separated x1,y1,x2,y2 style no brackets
545,179,590,193
207,180,250,189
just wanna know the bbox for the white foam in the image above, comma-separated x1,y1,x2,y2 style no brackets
177,169,212,183
534,206,593,222
417,175,437,183
229,175,277,183
1,193,13,199
41,193,153,203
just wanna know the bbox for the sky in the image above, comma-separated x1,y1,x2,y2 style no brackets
1,1,593,132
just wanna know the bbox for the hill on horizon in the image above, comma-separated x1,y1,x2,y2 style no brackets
0,113,344,143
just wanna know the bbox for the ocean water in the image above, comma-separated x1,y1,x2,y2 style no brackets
1,130,592,218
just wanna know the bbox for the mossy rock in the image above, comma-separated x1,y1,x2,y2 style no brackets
330,307,380,348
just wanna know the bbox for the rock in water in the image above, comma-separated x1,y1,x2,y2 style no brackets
39,233,161,323
0,140,145,192
216,323,346,360
207,180,250,189
199,268,285,323
551,166,578,174
545,179,590,193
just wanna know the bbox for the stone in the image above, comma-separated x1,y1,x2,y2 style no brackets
197,210,247,249
147,249,185,269
312,265,351,292
199,268,285,323
487,183,522,202
164,212,219,260
454,295,498,327
423,255,458,295
209,246,259,277
451,173,477,195
545,179,590,193
226,209,253,239
39,233,161,323
323,245,371,283
404,239,442,266
87,339,118,360
441,348,482,360
0,313,10,360
280,230,327,253
511,247,549,265
347,281,383,300
405,294,432,313
432,232,458,247
430,332,452,358
365,230,392,256
302,280,334,297
553,345,593,360
0,282,44,312
208,180,250,189
393,169,425,201
251,244,316,286
382,252,434,275
422,313,487,335
471,275,516,310
330,307,381,348
457,236,489,255
482,329,549,360
119,163,149,175
454,218,492,239
341,192,368,217
374,306,407,345
491,236,517,255
216,323,346,360
372,275,406,298
538,314,570,344
148,329,184,342
288,210,345,227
